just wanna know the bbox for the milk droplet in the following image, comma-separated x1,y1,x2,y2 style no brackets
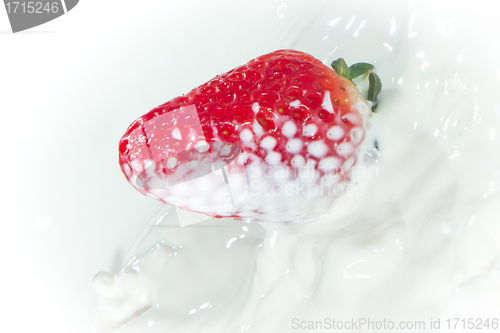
444,72,463,95
276,2,287,19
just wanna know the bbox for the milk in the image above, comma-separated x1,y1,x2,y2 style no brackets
92,1,500,331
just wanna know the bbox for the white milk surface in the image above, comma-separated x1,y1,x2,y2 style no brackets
92,1,500,332
2,1,500,333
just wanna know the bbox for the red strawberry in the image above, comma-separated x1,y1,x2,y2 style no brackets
119,50,381,223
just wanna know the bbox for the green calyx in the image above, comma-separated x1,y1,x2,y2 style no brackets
331,58,382,112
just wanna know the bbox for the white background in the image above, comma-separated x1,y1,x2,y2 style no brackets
0,1,176,331
0,1,299,331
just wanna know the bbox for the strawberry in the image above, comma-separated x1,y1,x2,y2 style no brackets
119,50,381,222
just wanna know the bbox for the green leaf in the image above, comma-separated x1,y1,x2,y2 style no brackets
331,58,350,79
367,72,382,102
348,63,374,80
331,58,382,113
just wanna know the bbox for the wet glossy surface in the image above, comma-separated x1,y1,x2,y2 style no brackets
94,0,500,332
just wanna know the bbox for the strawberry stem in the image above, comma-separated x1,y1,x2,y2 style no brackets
367,72,382,105
331,58,350,79
331,58,382,112
349,63,374,79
